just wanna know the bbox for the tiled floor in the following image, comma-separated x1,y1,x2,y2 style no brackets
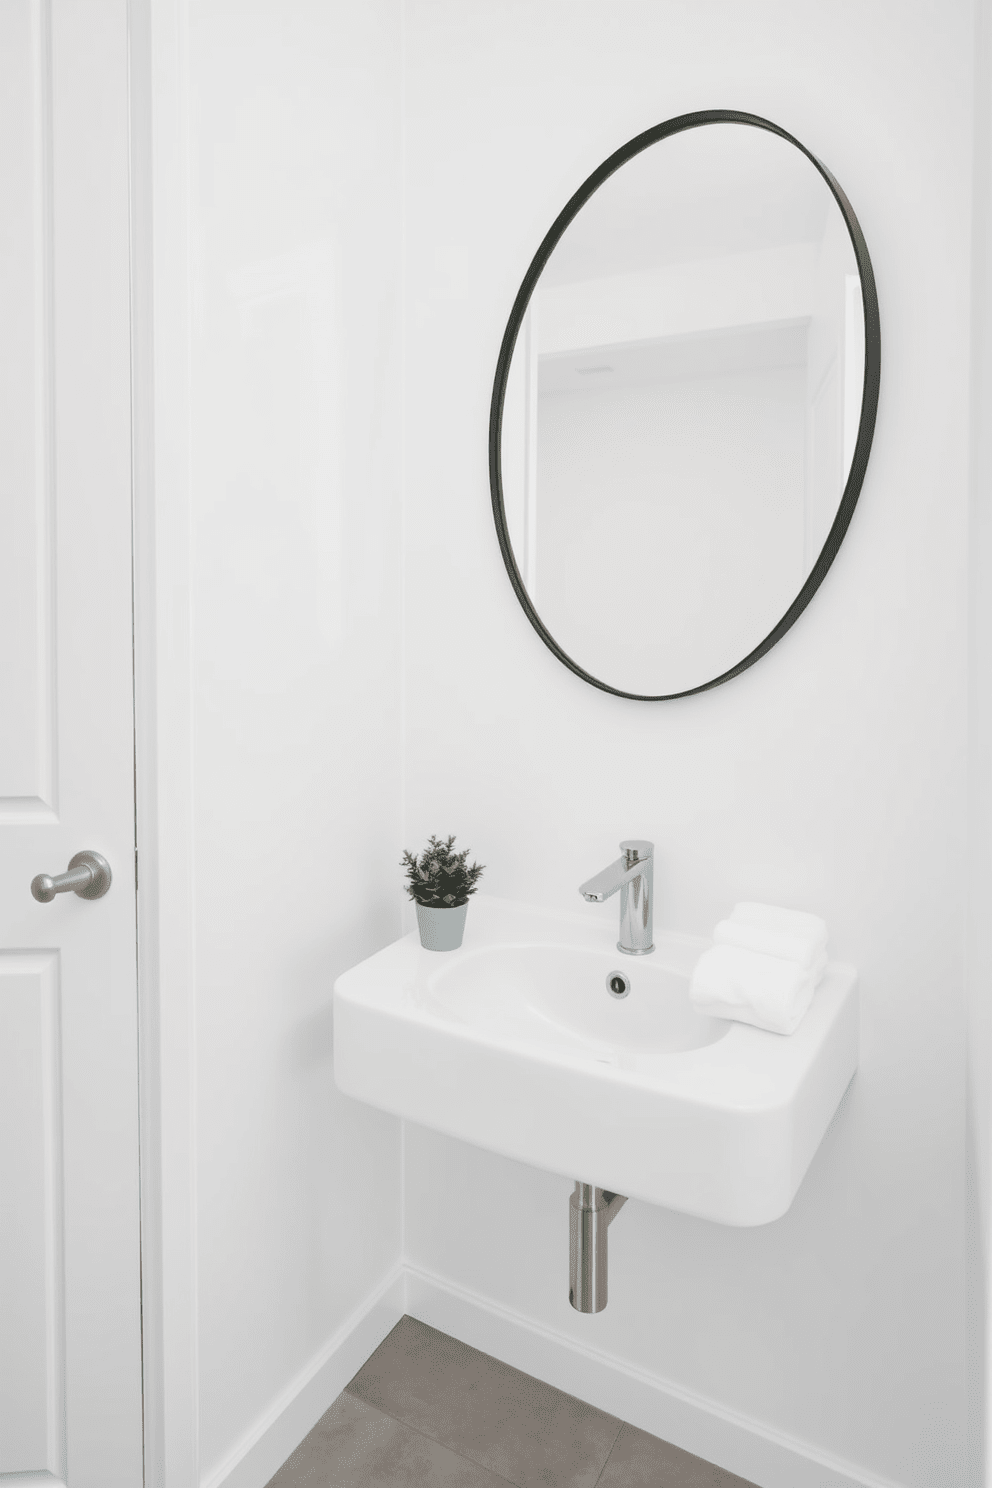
265,1315,759,1488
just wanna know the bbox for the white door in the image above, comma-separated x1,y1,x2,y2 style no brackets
0,2,143,1485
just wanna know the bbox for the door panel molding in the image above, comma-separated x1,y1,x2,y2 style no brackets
0,952,64,1480
0,0,57,818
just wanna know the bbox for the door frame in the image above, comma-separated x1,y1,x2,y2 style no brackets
129,2,200,1484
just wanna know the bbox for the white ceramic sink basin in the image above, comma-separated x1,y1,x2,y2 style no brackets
425,943,725,1061
333,896,858,1226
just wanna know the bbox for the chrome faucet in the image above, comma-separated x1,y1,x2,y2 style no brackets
579,840,655,956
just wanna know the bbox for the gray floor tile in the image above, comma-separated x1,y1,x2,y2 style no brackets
597,1423,760,1487
265,1389,512,1488
346,1315,622,1488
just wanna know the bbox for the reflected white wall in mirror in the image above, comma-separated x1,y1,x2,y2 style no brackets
499,121,869,698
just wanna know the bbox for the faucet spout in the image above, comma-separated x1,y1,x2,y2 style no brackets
579,840,655,956
579,856,641,903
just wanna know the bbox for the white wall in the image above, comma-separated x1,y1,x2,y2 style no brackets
969,0,992,1479
184,3,403,1479
401,3,970,1485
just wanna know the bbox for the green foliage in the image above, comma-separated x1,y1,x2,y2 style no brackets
401,834,485,908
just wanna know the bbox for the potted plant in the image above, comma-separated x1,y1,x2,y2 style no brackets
401,833,485,951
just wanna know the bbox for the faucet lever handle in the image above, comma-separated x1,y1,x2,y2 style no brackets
620,839,653,866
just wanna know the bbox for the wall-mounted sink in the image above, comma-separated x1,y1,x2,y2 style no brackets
333,896,858,1226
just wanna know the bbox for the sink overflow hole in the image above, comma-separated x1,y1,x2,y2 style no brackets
606,971,631,999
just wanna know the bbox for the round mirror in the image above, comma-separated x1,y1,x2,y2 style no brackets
490,111,880,700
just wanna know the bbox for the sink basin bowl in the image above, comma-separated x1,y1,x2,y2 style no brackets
424,943,726,1060
333,896,858,1226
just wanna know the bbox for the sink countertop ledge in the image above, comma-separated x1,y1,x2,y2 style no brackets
333,894,859,1226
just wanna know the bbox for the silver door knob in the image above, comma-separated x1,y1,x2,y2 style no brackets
31,850,112,903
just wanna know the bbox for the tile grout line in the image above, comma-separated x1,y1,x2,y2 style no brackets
589,1421,625,1488
342,1386,522,1488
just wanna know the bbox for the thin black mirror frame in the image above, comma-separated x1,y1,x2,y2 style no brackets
488,109,881,701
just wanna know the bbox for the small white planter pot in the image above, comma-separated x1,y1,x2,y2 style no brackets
415,902,468,951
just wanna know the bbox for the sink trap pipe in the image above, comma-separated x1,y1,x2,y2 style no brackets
569,1182,627,1313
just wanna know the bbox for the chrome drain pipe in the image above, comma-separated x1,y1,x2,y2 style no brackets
569,1182,627,1313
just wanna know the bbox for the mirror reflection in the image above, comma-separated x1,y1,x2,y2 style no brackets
498,120,871,697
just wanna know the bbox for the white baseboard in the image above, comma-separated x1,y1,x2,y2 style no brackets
403,1264,906,1488
205,1260,905,1488
200,1263,406,1488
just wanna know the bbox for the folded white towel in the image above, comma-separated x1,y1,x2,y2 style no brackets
728,898,832,934
690,944,826,1035
714,917,827,970
715,902,828,973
